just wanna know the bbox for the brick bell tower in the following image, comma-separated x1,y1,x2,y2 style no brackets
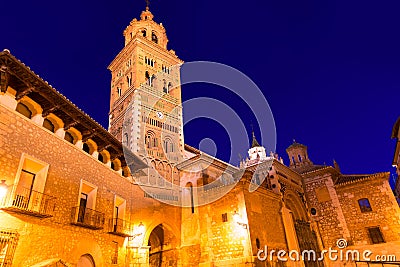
108,6,184,164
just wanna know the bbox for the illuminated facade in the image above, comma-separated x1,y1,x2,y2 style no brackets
0,6,399,267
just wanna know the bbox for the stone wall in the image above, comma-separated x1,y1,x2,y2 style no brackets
0,103,181,266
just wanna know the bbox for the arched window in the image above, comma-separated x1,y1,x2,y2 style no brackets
64,132,74,144
117,87,122,97
98,153,104,163
141,30,147,37
16,102,32,119
145,131,157,148
168,82,172,92
150,74,156,87
163,79,168,93
43,118,55,133
127,75,132,88
152,32,158,44
298,154,302,162
145,71,150,85
83,143,90,154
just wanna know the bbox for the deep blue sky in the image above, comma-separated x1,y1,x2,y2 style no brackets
2,0,399,180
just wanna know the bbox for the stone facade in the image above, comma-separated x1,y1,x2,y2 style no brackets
0,6,399,267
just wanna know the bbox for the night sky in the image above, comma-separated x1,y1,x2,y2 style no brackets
2,0,399,182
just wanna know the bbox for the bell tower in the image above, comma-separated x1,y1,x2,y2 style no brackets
108,6,184,164
286,140,313,169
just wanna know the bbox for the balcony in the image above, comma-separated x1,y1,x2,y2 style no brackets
108,218,132,237
0,185,56,218
70,206,105,230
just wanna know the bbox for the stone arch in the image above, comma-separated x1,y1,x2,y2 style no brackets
43,113,64,132
111,158,122,171
77,254,95,267
140,28,147,37
98,149,111,164
122,166,131,177
145,223,180,267
65,127,82,145
151,31,158,44
17,96,42,117
15,102,32,118
83,139,97,155
70,237,103,267
284,191,307,221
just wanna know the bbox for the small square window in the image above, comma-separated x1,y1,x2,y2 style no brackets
368,227,385,244
358,198,372,212
222,213,228,222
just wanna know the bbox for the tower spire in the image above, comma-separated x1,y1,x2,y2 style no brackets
145,0,150,10
251,131,260,148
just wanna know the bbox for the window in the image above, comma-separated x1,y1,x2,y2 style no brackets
112,196,126,234
64,132,74,144
358,198,372,212
73,180,102,228
163,79,167,93
111,241,118,264
117,87,122,97
145,71,150,85
43,118,55,133
127,75,132,88
368,227,385,244
141,30,147,37
16,103,32,119
10,154,52,216
98,153,104,163
256,238,261,249
83,143,90,154
222,213,228,222
0,229,19,266
152,32,158,44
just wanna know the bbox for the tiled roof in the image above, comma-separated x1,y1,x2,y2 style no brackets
334,172,389,186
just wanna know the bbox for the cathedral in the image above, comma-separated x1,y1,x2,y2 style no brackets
0,6,399,267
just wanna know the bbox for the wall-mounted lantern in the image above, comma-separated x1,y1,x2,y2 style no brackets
233,211,248,229
129,222,145,242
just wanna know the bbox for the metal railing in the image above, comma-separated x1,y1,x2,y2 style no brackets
71,206,105,230
0,185,56,218
108,218,132,237
0,229,19,267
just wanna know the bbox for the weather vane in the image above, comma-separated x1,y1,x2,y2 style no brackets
145,0,150,9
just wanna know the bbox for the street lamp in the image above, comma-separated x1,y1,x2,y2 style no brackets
129,222,145,242
233,211,248,229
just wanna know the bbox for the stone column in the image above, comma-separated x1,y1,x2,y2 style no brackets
0,93,17,110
